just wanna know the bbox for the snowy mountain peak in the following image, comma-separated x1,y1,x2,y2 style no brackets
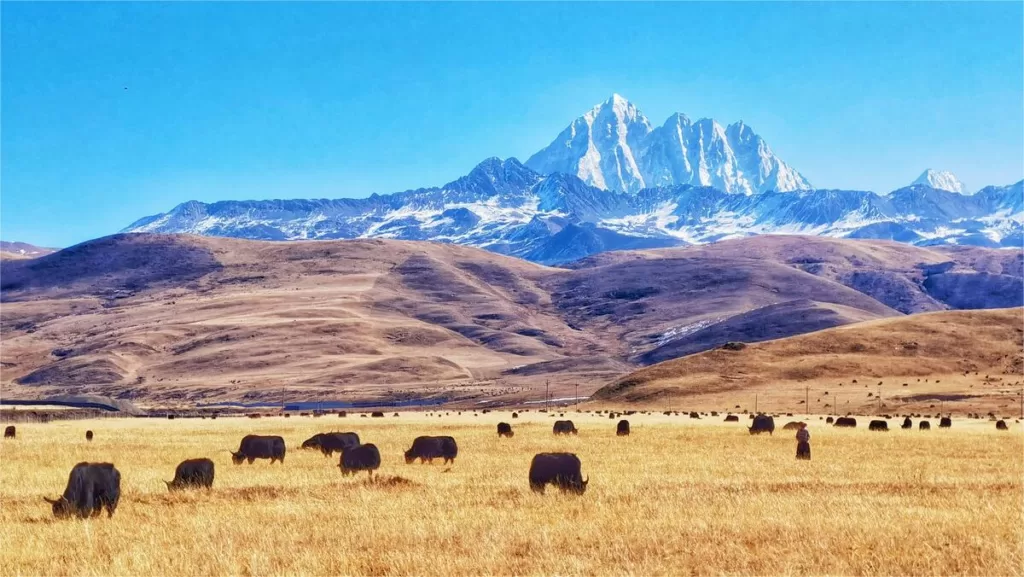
913,169,966,194
526,96,811,195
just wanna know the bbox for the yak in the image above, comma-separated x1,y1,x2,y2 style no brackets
85,430,94,441
748,414,775,435
724,415,739,422
833,417,857,428
552,420,578,435
404,436,458,464
901,417,913,429
45,462,120,519
869,420,889,432
301,432,360,457
996,420,1009,431
529,453,588,495
230,435,286,464
497,423,514,438
339,444,381,477
166,458,214,491
616,420,630,436
782,421,804,431
826,416,834,424
4,426,14,439
939,417,952,428
919,420,931,430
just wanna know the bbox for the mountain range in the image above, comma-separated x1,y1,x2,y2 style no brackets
123,96,1023,264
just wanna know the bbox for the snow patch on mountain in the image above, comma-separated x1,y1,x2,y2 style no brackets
912,169,966,194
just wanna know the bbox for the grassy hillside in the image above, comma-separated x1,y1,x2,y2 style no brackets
595,308,1024,416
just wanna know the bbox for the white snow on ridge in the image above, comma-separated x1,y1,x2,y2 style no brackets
912,169,966,194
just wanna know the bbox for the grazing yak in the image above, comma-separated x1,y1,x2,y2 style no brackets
919,420,931,430
748,414,775,435
833,417,857,428
939,417,952,428
869,420,889,432
45,462,121,519
230,435,286,465
782,421,804,431
996,420,1009,430
301,432,360,457
901,417,913,429
166,458,215,491
497,423,514,438
339,444,381,477
616,420,630,436
529,453,588,495
552,420,578,435
371,412,385,418
4,426,14,439
404,436,458,464
85,430,94,441
724,415,739,422
826,416,834,424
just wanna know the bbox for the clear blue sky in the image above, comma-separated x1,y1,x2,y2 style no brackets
2,2,1022,247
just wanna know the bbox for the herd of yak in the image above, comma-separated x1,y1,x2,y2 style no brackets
5,409,1012,521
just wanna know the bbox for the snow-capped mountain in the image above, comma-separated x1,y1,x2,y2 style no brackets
525,94,812,195
123,156,1023,265
912,169,966,194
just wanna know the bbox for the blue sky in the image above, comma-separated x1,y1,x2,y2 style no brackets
2,2,1022,248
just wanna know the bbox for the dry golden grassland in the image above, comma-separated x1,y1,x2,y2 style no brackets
1,412,1021,576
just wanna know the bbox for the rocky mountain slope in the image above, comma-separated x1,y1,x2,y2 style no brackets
2,234,1019,406
526,94,812,194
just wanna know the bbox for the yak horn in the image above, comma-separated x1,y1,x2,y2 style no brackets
43,497,58,504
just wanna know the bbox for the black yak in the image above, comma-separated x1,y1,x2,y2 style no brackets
939,417,952,428
45,462,120,519
724,415,739,422
497,423,514,438
919,420,931,430
85,430,94,441
616,420,630,436
901,417,912,429
552,420,578,435
996,420,1009,430
166,458,215,491
339,444,381,477
748,414,775,435
301,432,360,456
4,426,14,439
833,417,857,428
230,435,286,464
404,436,458,464
869,420,889,432
529,453,588,495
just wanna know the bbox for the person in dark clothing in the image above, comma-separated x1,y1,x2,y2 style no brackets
796,423,811,460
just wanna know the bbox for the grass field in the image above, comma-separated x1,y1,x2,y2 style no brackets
1,412,1021,576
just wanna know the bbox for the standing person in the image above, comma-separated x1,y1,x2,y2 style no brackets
796,423,811,460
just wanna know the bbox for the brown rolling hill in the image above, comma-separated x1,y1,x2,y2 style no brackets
1,234,1020,407
0,241,57,261
594,308,1024,416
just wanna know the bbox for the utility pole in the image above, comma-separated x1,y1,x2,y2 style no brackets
545,380,549,412
754,394,758,414
1019,389,1022,420
805,386,809,414
575,383,579,411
